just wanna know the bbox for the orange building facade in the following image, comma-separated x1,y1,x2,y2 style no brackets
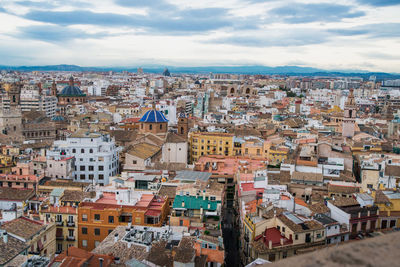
78,192,169,251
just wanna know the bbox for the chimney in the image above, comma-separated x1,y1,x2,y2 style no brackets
99,258,104,267
2,232,8,243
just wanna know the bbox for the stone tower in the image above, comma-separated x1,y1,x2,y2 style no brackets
177,112,189,138
8,82,21,107
51,80,57,96
342,89,356,137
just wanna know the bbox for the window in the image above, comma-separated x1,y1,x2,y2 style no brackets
89,174,94,180
82,227,88,234
95,241,100,247
80,166,85,171
56,214,62,222
80,174,85,180
295,234,298,240
160,124,162,130
108,229,113,235
43,234,47,242
82,240,87,247
68,229,74,237
94,228,100,235
89,149,93,153
149,124,153,130
81,149,85,153
94,214,100,221
109,216,114,223
99,174,104,180
82,214,88,221
132,160,137,164
89,166,94,171
99,165,104,171
72,149,76,153
282,227,285,232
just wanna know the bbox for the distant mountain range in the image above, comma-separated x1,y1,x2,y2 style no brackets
1,64,399,80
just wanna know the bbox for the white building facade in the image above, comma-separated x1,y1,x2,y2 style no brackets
46,132,121,185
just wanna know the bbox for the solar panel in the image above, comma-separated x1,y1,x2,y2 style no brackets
283,211,304,224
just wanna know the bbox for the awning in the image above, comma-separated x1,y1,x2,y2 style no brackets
145,210,161,217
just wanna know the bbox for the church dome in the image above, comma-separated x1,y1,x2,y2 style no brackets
51,115,65,122
139,110,168,123
59,76,85,96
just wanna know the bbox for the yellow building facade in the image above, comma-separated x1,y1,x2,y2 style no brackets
189,132,234,163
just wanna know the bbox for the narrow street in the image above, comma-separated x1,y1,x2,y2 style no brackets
222,202,240,267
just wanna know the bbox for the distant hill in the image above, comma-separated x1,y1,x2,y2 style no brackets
1,64,399,80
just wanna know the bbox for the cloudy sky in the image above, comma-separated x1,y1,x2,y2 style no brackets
0,0,400,72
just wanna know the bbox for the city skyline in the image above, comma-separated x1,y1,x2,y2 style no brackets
1,0,400,72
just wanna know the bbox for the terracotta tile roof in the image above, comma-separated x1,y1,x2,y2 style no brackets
146,240,173,267
127,143,161,159
0,188,34,201
1,217,45,241
329,196,359,207
158,185,177,199
174,237,196,263
308,202,330,215
0,233,29,265
53,246,114,267
61,190,90,202
166,132,186,143
385,165,400,177
291,171,323,182
375,190,390,204
278,214,324,233
328,184,360,194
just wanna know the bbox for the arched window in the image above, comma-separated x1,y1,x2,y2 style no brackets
160,124,162,130
149,124,153,130
81,149,84,153
246,88,250,94
72,149,76,153
230,88,235,94
181,127,184,134
89,149,93,153
12,95,16,103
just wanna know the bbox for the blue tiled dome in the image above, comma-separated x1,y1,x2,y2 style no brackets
51,115,65,121
139,110,168,123
60,85,84,96
59,76,85,96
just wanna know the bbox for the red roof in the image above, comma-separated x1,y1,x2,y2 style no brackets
264,227,292,247
145,209,161,217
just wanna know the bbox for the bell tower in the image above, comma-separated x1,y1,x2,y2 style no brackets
342,89,356,137
51,80,57,96
177,112,189,138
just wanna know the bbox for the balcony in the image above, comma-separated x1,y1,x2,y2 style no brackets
244,234,250,242
66,236,75,241
55,221,64,226
56,236,64,240
66,221,75,227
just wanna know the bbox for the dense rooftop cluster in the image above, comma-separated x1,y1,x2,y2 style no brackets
0,69,399,266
